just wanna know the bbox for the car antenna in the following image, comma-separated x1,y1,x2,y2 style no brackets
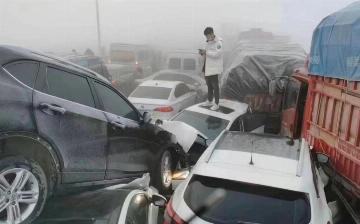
249,140,254,165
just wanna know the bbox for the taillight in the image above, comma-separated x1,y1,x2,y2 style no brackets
155,107,173,112
164,197,187,224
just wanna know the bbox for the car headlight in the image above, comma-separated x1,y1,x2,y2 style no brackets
172,169,189,180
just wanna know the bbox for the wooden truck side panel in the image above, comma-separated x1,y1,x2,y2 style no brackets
304,75,360,195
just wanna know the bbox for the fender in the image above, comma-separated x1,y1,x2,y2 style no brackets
0,131,62,175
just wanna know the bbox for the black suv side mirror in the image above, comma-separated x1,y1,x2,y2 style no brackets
152,194,167,207
143,111,152,123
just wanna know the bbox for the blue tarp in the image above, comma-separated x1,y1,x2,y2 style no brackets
309,1,360,81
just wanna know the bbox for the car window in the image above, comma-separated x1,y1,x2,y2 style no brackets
125,194,149,224
168,58,181,70
176,75,197,85
153,73,174,81
72,59,89,68
87,58,101,66
130,86,172,100
183,58,196,70
154,74,197,85
283,80,300,110
44,67,95,108
95,82,139,121
172,110,229,139
229,117,241,131
174,83,191,98
184,175,311,224
4,61,39,88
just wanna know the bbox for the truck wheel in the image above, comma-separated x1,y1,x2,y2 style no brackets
155,150,172,193
0,155,47,224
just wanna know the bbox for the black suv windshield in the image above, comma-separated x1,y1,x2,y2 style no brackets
171,110,229,139
184,175,311,224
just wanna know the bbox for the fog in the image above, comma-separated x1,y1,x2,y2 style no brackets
0,0,356,54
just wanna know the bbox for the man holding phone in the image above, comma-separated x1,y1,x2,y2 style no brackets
199,27,223,111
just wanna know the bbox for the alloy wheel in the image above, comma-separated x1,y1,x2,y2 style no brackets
0,168,39,224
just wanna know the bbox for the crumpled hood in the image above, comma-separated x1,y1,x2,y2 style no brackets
158,120,200,153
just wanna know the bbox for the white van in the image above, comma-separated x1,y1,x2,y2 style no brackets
164,51,202,76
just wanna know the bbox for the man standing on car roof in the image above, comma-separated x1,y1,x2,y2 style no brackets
199,27,223,111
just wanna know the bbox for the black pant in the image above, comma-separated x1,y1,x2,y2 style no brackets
205,74,219,105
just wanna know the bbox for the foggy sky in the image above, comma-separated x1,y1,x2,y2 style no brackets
0,0,357,54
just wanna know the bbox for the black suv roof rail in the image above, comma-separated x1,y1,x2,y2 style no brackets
31,52,97,78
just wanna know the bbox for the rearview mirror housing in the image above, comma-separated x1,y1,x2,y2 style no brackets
152,194,167,207
317,153,330,164
143,111,152,123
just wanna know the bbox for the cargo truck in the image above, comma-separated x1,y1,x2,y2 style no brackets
266,2,360,222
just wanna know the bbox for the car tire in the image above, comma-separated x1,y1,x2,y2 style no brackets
155,150,172,194
0,155,48,224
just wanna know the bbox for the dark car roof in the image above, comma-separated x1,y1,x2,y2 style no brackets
0,45,108,83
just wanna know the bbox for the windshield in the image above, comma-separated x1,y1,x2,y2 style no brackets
110,51,135,63
172,110,229,140
130,86,171,100
184,175,311,224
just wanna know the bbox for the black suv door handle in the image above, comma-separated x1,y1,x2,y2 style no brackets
111,121,126,130
40,103,66,115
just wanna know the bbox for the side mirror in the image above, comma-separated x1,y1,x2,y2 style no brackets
205,139,214,146
317,153,329,164
155,119,163,126
269,79,277,97
143,111,152,123
152,194,167,207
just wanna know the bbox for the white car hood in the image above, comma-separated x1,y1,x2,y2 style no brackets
159,120,200,153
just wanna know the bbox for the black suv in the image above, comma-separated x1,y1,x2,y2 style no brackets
0,46,185,224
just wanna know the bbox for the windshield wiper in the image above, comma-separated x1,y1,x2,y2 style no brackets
237,221,261,224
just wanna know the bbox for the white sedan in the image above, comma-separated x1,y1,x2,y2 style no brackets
129,80,198,120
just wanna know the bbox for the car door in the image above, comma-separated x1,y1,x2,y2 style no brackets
92,80,158,180
33,64,108,183
282,78,301,138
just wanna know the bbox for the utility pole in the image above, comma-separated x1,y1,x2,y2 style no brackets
95,0,102,55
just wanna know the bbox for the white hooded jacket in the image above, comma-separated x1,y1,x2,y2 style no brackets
203,36,223,76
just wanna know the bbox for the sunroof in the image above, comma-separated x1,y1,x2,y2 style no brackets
216,132,300,161
198,105,235,114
